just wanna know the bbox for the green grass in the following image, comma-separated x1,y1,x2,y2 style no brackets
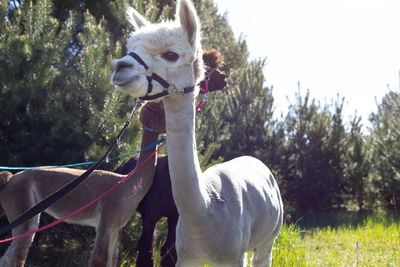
4,213,398,266
119,215,400,266
273,216,400,266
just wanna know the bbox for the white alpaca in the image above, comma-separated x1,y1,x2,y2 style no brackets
111,1,283,266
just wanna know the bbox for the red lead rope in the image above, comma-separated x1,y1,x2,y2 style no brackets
196,69,213,110
0,97,207,243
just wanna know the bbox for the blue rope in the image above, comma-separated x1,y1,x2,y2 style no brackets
0,138,166,171
142,125,164,133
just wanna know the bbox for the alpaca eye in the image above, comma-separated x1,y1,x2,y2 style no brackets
161,51,179,62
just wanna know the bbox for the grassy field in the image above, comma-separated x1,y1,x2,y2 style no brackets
119,213,400,267
272,215,400,266
2,212,398,266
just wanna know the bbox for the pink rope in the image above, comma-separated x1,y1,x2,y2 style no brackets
0,97,205,244
195,99,205,110
0,141,166,243
196,70,213,110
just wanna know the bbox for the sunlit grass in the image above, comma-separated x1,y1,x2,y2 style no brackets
119,217,400,266
15,213,398,266
273,217,400,266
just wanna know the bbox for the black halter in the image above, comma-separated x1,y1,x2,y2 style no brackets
128,52,195,101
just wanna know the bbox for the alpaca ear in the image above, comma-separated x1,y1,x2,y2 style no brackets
177,0,200,48
126,6,149,30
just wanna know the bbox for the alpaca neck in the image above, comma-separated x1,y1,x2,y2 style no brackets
163,93,210,226
127,129,159,197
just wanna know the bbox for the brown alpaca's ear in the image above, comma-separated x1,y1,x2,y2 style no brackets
177,0,200,48
126,6,149,30
203,49,224,69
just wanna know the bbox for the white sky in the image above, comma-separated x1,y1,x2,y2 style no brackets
213,0,400,128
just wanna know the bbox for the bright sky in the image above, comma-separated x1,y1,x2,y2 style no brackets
213,0,400,128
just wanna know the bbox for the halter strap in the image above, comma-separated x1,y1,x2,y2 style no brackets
128,52,149,70
128,52,195,101
199,68,216,93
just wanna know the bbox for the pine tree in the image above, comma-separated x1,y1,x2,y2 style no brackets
0,0,149,170
369,91,400,211
344,116,370,211
0,0,79,166
281,90,349,212
190,0,282,174
325,97,347,208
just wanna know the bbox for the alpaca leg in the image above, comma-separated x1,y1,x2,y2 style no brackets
239,252,247,267
0,214,40,267
136,216,156,267
89,223,120,267
252,240,274,267
160,216,178,267
111,230,121,267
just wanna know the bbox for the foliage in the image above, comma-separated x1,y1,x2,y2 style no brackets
192,0,280,173
273,214,400,267
344,116,371,211
0,0,142,170
279,90,349,212
369,91,400,211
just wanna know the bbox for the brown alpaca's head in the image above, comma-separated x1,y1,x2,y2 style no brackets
203,49,224,69
201,49,228,93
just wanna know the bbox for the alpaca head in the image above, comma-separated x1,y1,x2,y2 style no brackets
202,49,228,93
111,0,203,100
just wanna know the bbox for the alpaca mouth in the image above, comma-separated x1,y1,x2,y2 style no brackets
113,75,139,88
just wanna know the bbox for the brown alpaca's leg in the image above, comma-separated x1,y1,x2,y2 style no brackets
0,215,40,267
89,221,120,267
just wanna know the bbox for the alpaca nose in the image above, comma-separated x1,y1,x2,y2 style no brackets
112,59,134,73
111,57,137,86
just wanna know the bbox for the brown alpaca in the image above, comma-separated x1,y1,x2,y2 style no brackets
0,102,165,267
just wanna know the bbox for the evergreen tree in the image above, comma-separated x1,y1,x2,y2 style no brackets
190,0,282,174
325,97,347,208
369,91,400,211
344,116,370,211
1,0,78,166
0,0,142,170
211,60,275,161
281,90,349,212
